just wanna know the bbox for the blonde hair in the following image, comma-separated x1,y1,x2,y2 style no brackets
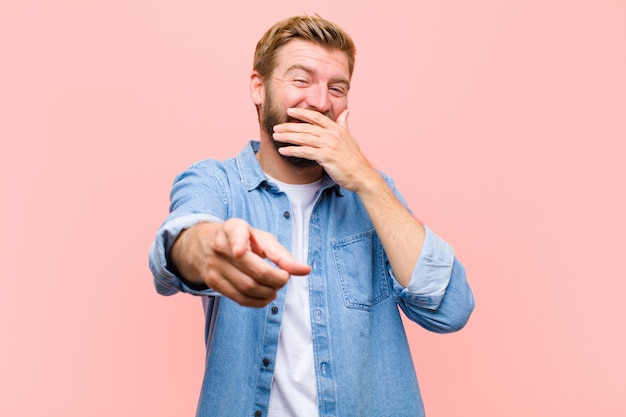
253,15,356,80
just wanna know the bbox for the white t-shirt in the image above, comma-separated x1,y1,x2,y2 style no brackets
266,175,321,417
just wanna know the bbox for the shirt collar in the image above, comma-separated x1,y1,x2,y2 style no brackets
236,141,342,196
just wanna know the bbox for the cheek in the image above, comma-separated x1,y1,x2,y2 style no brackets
280,89,309,107
331,98,348,114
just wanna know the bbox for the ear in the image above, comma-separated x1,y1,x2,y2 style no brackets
250,70,265,106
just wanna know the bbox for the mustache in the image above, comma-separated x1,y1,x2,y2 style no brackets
287,108,335,123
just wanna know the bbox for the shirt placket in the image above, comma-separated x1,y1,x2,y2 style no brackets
308,194,338,417
252,189,293,417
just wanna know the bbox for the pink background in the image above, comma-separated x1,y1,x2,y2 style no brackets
2,1,625,416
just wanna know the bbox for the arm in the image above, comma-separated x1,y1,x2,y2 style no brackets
351,171,425,287
148,163,310,306
273,108,473,331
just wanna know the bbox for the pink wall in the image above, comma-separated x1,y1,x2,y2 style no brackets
2,1,625,416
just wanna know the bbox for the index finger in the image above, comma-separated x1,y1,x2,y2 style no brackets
249,229,312,276
286,107,335,127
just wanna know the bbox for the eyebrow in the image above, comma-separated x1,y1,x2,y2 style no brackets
285,64,351,89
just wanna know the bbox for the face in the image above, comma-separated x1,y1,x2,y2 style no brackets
254,40,351,168
261,86,334,167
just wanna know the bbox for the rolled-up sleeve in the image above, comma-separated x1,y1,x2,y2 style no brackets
148,213,223,296
393,227,474,333
399,226,455,309
148,163,229,297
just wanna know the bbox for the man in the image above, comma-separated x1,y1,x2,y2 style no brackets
149,15,474,417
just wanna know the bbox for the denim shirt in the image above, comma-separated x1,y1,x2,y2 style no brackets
149,141,474,417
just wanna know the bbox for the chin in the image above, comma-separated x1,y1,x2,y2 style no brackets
284,156,319,168
272,140,319,168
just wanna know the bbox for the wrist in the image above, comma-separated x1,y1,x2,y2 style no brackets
354,170,391,198
168,222,213,284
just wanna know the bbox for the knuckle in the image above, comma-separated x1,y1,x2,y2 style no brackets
209,239,224,253
232,293,249,306
204,268,222,288
237,278,257,294
223,218,244,233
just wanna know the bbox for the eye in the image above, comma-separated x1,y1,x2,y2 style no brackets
329,85,347,97
293,78,309,87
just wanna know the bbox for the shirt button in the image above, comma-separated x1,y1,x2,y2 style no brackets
263,358,270,366
255,410,262,417
271,306,279,314
283,211,290,218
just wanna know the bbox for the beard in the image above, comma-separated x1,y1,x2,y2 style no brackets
260,88,334,168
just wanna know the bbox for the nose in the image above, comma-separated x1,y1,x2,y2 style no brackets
305,83,331,114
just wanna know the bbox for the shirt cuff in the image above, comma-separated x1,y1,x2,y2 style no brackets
396,226,455,310
148,213,223,296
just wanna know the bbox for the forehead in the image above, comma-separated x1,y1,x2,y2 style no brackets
273,39,351,80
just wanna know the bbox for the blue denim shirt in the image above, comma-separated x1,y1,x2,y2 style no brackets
149,141,474,417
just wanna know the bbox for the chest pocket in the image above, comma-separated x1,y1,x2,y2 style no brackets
331,229,390,311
